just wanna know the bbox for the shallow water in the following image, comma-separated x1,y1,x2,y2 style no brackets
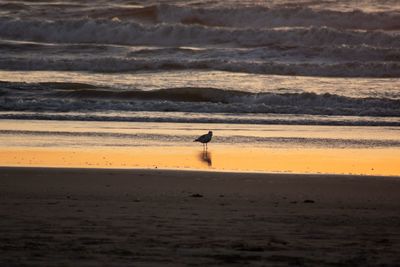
1,120,399,176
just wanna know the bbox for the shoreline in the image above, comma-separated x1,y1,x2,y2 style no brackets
1,120,399,176
1,166,399,179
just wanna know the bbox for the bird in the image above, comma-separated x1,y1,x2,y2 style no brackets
194,131,213,150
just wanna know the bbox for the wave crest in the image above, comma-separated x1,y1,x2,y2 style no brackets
1,57,400,78
156,4,400,30
2,85,398,117
1,18,399,48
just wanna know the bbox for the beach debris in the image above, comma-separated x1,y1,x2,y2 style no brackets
303,199,315,203
190,193,203,198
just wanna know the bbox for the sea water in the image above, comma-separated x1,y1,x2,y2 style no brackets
0,0,399,174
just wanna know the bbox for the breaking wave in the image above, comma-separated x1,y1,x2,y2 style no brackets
4,3,400,31
1,18,399,48
1,57,400,78
1,83,399,117
155,4,400,30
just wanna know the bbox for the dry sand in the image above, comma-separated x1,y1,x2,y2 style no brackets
1,167,399,266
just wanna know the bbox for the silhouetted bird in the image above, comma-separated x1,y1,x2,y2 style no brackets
194,131,213,150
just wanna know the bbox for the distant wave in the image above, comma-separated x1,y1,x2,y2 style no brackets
1,18,399,48
2,41,400,62
1,57,400,78
0,3,29,10
52,86,400,105
0,81,98,90
1,5,400,78
126,45,400,63
155,4,400,30
1,84,399,117
84,5,159,23
4,3,400,31
1,37,399,78
2,80,109,91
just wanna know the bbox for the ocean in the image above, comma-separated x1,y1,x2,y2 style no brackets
0,0,399,125
0,0,399,174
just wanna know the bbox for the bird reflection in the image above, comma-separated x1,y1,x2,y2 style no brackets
198,150,212,167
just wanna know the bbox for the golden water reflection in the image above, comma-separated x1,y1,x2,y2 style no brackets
0,146,399,176
198,151,212,167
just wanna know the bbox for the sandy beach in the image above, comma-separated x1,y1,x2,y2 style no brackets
1,167,399,266
1,0,400,266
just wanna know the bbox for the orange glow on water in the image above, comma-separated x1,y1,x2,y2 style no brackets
0,119,399,176
0,147,399,176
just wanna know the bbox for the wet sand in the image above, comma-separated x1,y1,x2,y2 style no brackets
1,119,400,176
1,167,400,266
1,146,400,176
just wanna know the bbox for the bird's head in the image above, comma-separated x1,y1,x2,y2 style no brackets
208,131,213,136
